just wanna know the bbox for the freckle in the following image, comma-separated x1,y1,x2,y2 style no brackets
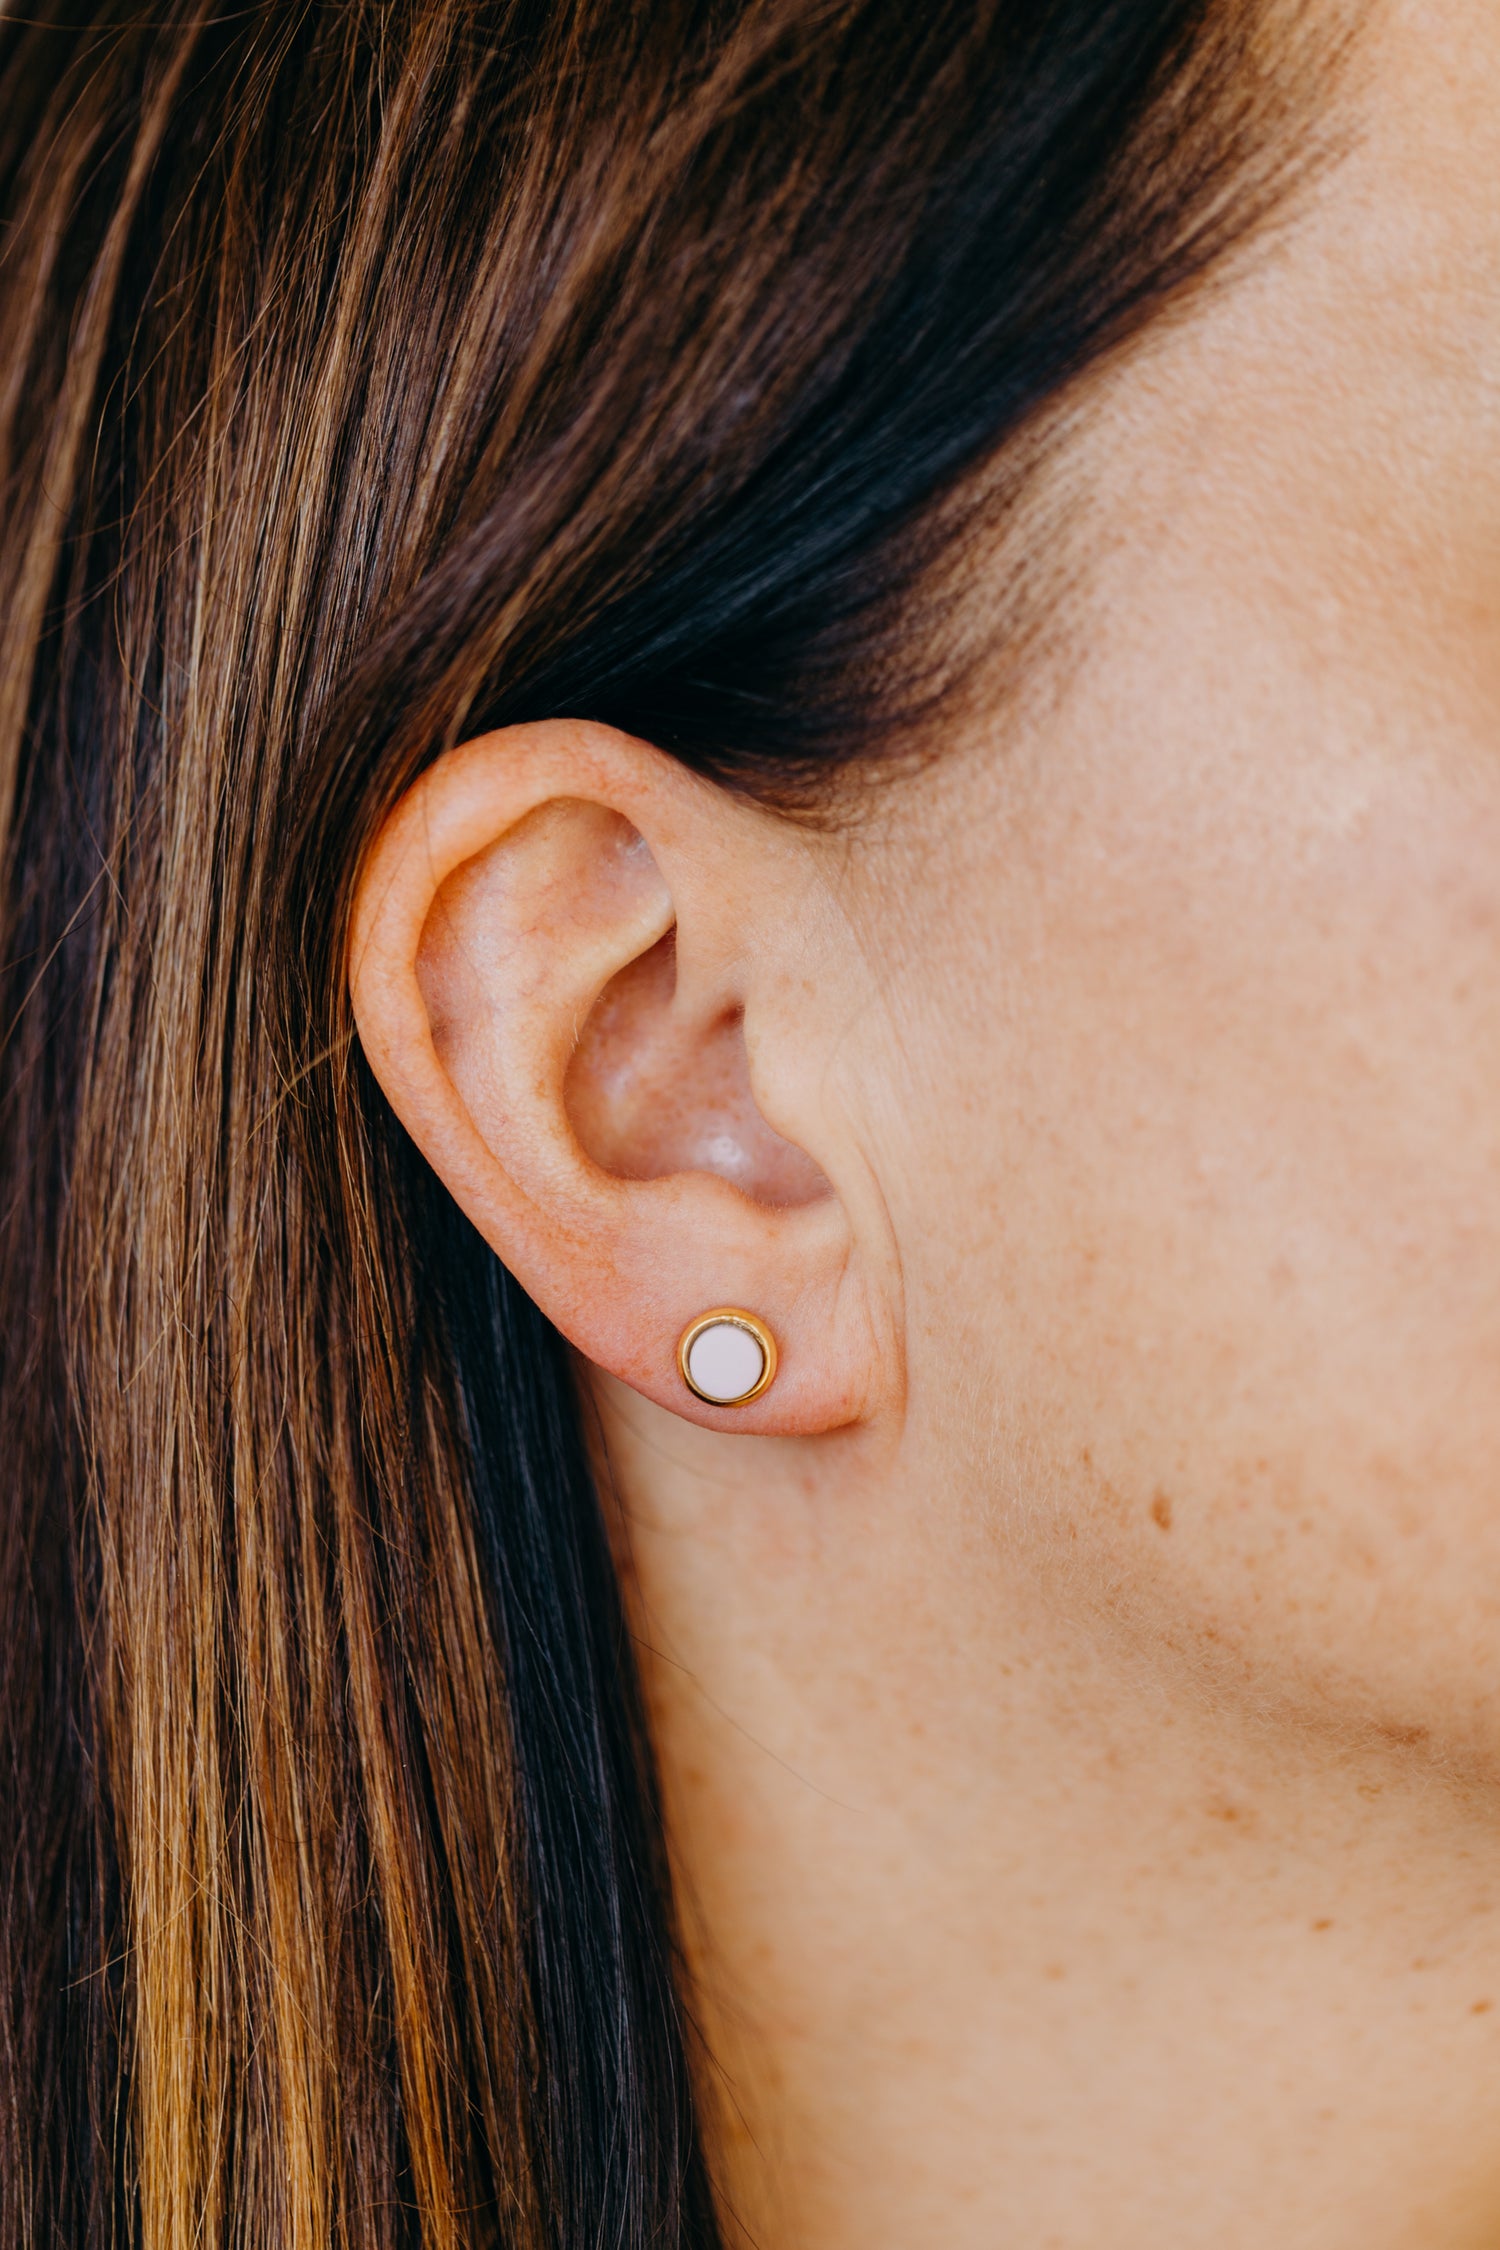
1044,1962,1067,1982
1151,1491,1174,1531
1357,1784,1382,1799
1312,1919,1334,1932
1473,2000,1493,2015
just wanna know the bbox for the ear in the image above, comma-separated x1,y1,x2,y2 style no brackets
349,719,892,1432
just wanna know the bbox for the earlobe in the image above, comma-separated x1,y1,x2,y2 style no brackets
349,720,889,1434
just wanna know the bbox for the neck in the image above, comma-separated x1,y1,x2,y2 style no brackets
593,1376,1500,2250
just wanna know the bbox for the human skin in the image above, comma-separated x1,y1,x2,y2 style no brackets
351,0,1500,2241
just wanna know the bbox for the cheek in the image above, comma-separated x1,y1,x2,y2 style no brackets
877,747,1500,1751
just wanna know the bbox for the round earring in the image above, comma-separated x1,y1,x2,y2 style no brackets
676,1308,778,1406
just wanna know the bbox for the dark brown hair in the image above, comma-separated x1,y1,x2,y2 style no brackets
0,3,1332,2242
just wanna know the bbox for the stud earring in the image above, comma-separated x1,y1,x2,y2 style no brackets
676,1308,778,1406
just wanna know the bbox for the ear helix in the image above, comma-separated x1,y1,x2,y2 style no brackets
676,1308,778,1406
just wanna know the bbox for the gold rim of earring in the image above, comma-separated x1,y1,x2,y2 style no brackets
676,1308,779,1406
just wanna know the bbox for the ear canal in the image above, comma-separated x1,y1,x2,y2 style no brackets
564,933,829,1207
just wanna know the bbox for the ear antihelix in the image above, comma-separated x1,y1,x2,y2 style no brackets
676,1308,779,1406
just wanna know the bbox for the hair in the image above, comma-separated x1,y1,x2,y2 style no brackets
0,3,1337,2243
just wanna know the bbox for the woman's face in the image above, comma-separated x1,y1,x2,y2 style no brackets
822,0,1500,1771
347,4,1500,2234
